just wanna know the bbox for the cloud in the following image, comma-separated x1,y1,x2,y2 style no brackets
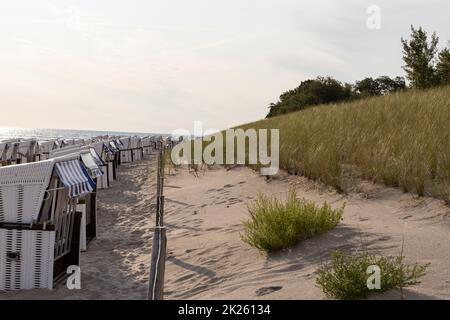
1,0,450,133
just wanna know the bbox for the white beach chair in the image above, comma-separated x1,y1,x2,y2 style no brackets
118,137,132,164
0,142,7,166
108,141,120,180
0,156,95,291
15,140,39,164
50,146,105,250
90,142,113,189
141,136,153,156
130,137,143,161
38,140,59,161
0,140,20,166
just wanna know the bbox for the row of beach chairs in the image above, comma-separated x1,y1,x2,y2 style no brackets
0,135,171,291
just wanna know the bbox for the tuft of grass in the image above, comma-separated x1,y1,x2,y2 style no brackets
316,250,429,300
241,190,344,252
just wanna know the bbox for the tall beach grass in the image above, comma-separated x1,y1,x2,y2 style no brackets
238,86,450,202
171,86,450,202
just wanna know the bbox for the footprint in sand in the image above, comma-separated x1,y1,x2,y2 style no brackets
255,286,283,296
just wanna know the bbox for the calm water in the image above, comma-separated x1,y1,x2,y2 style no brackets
0,127,164,142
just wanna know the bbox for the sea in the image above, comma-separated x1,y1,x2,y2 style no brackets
0,126,164,142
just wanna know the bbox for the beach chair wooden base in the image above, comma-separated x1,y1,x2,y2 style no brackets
0,211,82,291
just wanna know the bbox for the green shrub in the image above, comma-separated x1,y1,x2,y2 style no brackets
241,190,344,252
316,250,429,300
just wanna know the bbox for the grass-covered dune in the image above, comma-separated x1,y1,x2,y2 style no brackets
238,85,450,202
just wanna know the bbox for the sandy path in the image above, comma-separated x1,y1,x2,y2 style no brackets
1,156,157,300
163,166,450,300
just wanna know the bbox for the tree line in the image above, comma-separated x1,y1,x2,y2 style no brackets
267,26,450,118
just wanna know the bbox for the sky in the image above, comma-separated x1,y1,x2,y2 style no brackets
0,0,449,134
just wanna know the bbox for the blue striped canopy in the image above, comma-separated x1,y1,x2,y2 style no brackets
103,142,114,155
55,160,96,198
90,148,105,166
109,141,119,152
81,153,104,178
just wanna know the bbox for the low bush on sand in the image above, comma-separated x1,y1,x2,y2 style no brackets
241,190,344,252
316,250,429,300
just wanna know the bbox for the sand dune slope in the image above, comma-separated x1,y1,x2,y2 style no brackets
163,166,450,300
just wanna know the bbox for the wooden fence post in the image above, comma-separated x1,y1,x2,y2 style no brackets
156,152,161,199
148,147,167,300
147,226,167,300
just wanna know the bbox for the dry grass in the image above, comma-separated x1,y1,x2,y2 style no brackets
171,86,450,202
238,86,450,202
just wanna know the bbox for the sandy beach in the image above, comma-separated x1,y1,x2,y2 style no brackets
163,165,450,300
2,156,449,300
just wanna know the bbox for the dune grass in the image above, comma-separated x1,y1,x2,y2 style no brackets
241,190,344,252
316,250,429,300
237,86,450,202
171,86,450,202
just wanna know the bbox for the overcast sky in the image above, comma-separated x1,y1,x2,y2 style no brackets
0,0,449,133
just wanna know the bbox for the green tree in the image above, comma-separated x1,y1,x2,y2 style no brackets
354,77,380,96
266,77,352,118
436,47,450,85
401,26,439,89
376,76,406,94
355,76,405,96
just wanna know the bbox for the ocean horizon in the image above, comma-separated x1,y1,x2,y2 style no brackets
0,126,167,142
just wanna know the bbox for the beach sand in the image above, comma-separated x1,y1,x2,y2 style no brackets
163,165,450,300
1,157,449,299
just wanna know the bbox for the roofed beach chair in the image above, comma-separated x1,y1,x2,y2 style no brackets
130,136,143,161
108,141,120,180
50,147,104,251
38,140,59,161
118,137,132,164
60,139,84,148
0,142,8,167
0,140,15,167
148,136,157,151
114,139,124,165
0,156,95,291
141,136,153,156
89,142,114,190
154,136,164,150
15,140,39,164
